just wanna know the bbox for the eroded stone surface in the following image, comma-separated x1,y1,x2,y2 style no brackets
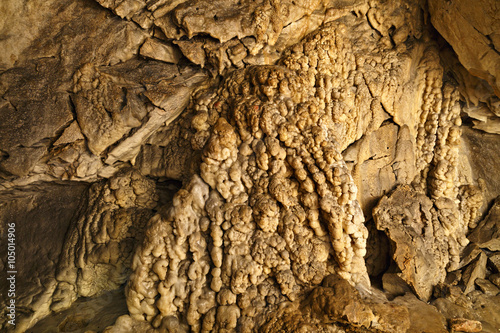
0,183,89,331
449,318,483,333
429,0,500,96
468,196,500,251
374,186,454,301
392,293,448,333
462,252,488,295
1,0,500,332
52,169,158,314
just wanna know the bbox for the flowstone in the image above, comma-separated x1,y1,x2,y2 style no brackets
123,18,478,331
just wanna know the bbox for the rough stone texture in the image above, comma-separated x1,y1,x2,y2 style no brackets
27,288,128,333
52,169,158,312
461,127,500,212
260,274,411,333
140,39,182,64
0,61,74,177
458,243,482,269
428,0,500,97
1,0,500,332
462,252,488,295
469,293,500,333
343,123,413,218
489,274,500,289
382,273,412,299
449,318,483,333
373,186,452,301
433,297,477,322
468,196,500,251
475,278,500,296
489,253,500,273
0,183,89,330
392,293,448,333
433,283,472,310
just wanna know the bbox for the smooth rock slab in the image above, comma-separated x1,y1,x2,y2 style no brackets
393,293,448,333
489,273,500,289
382,272,412,299
462,252,488,294
140,39,182,64
428,0,500,96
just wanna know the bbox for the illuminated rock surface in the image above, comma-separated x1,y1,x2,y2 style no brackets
0,0,499,332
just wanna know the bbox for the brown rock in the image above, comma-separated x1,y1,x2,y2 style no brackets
373,186,449,301
462,128,500,213
459,243,482,269
489,253,500,273
53,121,85,146
463,103,500,135
432,298,477,323
433,284,472,308
462,252,488,294
310,274,375,328
393,294,448,333
174,38,207,67
470,294,500,332
27,288,128,333
475,278,500,296
468,196,500,251
435,293,500,333
449,318,482,332
2,0,500,332
139,39,182,64
370,302,411,333
428,0,500,96
489,273,500,288
261,274,411,333
343,123,413,218
0,182,89,331
445,271,463,286
382,273,412,298
0,61,73,176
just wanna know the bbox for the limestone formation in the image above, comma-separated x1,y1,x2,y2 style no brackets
1,0,500,332
428,0,500,97
449,318,483,333
468,196,500,251
373,186,451,301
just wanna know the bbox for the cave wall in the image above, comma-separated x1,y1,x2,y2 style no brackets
1,0,500,332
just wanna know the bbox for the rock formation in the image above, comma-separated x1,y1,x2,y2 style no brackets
0,0,499,332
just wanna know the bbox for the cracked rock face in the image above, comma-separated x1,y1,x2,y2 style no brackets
1,0,500,332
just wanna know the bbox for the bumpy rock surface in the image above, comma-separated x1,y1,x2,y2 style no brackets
429,0,500,97
1,0,500,332
373,186,451,301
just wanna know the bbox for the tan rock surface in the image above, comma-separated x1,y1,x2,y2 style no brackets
449,318,483,333
1,0,500,332
468,196,500,251
429,0,500,96
373,186,451,301
0,183,89,331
